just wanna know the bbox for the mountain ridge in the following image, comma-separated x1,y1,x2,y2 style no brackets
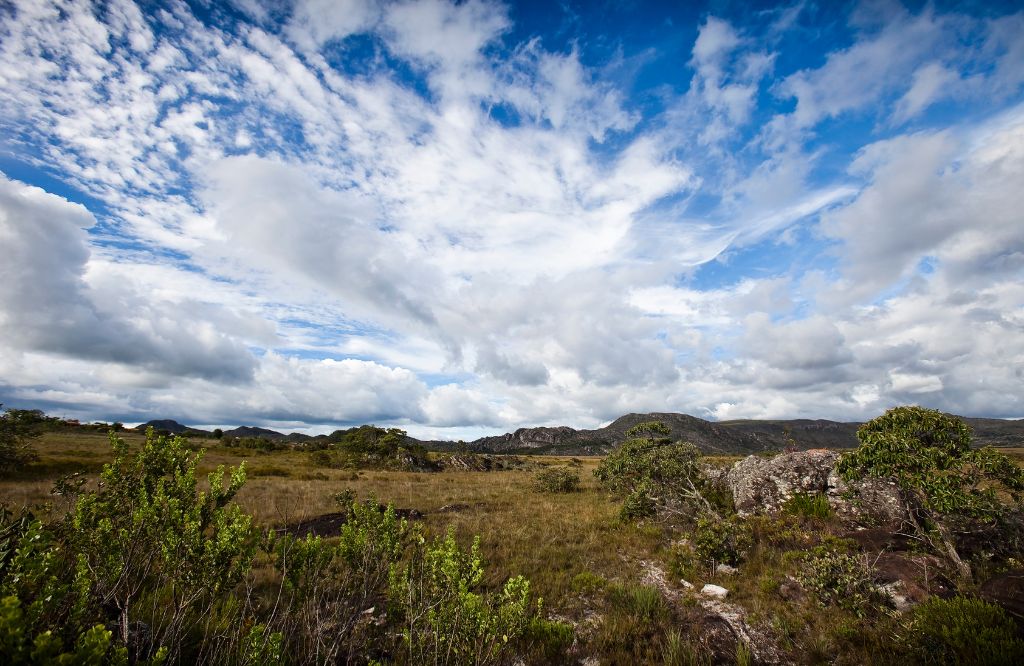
136,413,1024,455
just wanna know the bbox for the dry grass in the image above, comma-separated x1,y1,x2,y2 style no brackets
0,430,667,617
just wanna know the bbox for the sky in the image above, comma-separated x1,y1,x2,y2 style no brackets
0,0,1022,439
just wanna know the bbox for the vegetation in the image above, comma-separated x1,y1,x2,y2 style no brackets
838,405,1024,581
533,467,580,493
0,407,1021,664
0,407,46,474
594,421,721,520
902,596,1024,665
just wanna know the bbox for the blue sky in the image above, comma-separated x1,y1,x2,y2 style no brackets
1,0,1022,438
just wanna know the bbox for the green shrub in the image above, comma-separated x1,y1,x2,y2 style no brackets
838,406,1024,581
694,515,751,567
0,595,139,665
620,481,657,520
0,406,42,475
390,528,538,665
783,493,833,520
595,422,718,520
270,499,408,662
904,595,1024,665
534,467,581,493
570,571,607,595
71,429,258,661
521,617,574,664
798,549,880,617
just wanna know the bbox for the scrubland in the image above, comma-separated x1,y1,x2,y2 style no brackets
1,411,1022,664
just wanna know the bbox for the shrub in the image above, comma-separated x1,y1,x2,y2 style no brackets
270,499,408,663
595,421,718,520
798,548,880,617
783,493,833,520
390,528,538,665
694,515,751,567
534,467,580,493
903,595,1024,665
620,481,658,520
838,406,1024,582
0,406,42,475
71,429,258,660
521,617,574,664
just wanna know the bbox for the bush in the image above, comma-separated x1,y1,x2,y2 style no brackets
521,617,574,664
534,467,580,493
390,528,538,665
798,548,881,617
694,515,751,567
270,499,408,662
903,595,1024,665
0,406,42,475
595,421,717,520
838,406,1024,581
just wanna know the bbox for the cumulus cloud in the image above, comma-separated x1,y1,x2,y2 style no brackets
0,174,257,382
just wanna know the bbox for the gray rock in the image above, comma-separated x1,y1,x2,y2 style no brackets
727,450,839,515
716,563,738,575
725,449,908,528
827,470,907,529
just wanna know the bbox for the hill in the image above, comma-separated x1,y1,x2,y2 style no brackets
426,412,1024,456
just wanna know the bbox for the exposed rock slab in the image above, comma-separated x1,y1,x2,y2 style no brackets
726,450,908,529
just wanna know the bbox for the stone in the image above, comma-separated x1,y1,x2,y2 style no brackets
679,579,694,590
724,449,908,529
701,584,729,600
827,470,907,529
727,449,839,516
716,563,738,575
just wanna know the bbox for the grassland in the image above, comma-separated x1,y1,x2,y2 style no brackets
3,427,1019,664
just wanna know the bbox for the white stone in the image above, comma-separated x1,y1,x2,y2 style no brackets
701,584,729,600
716,563,738,575
679,579,694,590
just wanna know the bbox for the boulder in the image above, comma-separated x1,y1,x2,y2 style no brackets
980,570,1024,622
727,450,839,515
725,449,908,528
701,584,729,600
827,470,907,529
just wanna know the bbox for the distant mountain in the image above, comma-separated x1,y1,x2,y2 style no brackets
137,419,211,436
426,412,771,455
423,412,1024,456
223,426,287,439
134,411,1024,456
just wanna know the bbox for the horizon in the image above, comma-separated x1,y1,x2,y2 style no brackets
2,0,1023,441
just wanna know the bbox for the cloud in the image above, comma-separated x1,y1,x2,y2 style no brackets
0,0,1022,432
0,174,257,382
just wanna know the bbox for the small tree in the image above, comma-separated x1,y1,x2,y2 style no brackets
594,421,718,520
0,406,42,474
72,429,257,658
837,406,1024,582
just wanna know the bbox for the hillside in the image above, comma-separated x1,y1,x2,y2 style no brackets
428,412,1024,455
134,412,1024,456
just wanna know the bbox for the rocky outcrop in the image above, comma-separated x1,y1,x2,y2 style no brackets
727,450,839,515
726,450,907,528
827,470,907,529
